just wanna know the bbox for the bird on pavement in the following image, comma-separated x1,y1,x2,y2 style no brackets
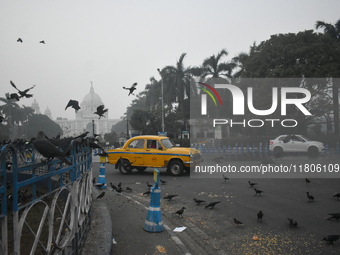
110,182,118,190
306,192,314,202
92,178,96,185
257,210,264,222
327,213,340,221
96,183,105,189
65,100,81,112
322,235,340,244
118,182,122,188
32,131,72,165
123,82,137,96
234,218,243,226
254,188,264,196
143,190,150,196
164,194,178,201
287,218,298,228
174,207,186,218
0,115,4,123
305,178,311,184
222,174,229,182
96,192,105,199
333,193,340,200
94,105,108,119
193,198,205,205
248,181,258,187
160,179,167,184
205,201,221,209
146,182,153,188
10,80,35,98
126,187,132,192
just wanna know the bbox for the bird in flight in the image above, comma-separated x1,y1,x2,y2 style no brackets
10,80,35,98
17,38,23,43
123,82,137,96
94,105,108,119
39,40,46,44
65,100,81,112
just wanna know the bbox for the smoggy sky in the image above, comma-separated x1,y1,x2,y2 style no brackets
1,0,339,120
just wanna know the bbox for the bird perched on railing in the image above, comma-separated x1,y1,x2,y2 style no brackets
32,131,72,165
123,82,137,96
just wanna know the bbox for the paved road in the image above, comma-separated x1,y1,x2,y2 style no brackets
93,153,340,255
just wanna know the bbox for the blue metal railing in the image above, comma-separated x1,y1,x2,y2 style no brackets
0,139,93,255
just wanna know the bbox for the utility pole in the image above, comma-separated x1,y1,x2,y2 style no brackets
157,68,165,132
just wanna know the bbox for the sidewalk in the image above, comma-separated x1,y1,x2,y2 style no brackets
82,186,190,255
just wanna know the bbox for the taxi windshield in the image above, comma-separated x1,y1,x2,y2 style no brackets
161,139,175,149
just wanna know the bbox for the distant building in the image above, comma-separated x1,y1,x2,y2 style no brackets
31,99,40,114
44,107,52,119
55,85,119,137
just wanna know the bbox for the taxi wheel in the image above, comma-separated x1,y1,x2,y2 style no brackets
168,160,184,176
119,159,132,175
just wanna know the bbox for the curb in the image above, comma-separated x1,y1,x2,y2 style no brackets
81,187,113,255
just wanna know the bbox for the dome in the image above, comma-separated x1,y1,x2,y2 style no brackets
81,85,104,107
77,85,108,119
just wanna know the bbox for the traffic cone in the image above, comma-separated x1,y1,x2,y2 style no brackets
143,185,163,232
96,156,107,189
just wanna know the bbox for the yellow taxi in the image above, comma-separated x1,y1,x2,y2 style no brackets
107,135,201,176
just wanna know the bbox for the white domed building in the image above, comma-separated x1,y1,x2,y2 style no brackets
55,85,119,137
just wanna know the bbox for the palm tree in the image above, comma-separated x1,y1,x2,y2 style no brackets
200,49,236,80
315,19,340,136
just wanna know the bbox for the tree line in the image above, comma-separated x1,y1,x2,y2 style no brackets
114,18,340,139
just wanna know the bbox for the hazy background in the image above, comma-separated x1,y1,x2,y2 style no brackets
1,0,339,120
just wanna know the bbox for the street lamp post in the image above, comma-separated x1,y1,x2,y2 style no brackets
157,68,165,132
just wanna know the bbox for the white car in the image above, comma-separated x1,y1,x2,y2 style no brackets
269,134,325,154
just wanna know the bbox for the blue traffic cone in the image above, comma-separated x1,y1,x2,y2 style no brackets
143,184,163,232
96,156,107,189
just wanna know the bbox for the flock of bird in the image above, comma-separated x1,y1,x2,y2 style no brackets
94,174,340,246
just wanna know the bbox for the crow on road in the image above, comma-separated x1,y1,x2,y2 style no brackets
306,192,314,202
96,192,105,199
174,207,186,218
254,188,264,196
287,218,298,228
193,198,205,205
257,210,264,222
164,194,178,201
322,235,340,244
205,201,221,209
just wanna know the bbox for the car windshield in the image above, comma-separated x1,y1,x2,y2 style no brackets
299,135,310,141
161,139,175,149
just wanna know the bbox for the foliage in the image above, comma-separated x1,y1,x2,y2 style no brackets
26,114,63,139
103,131,118,145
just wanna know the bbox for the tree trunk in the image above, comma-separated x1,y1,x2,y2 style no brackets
333,81,339,136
